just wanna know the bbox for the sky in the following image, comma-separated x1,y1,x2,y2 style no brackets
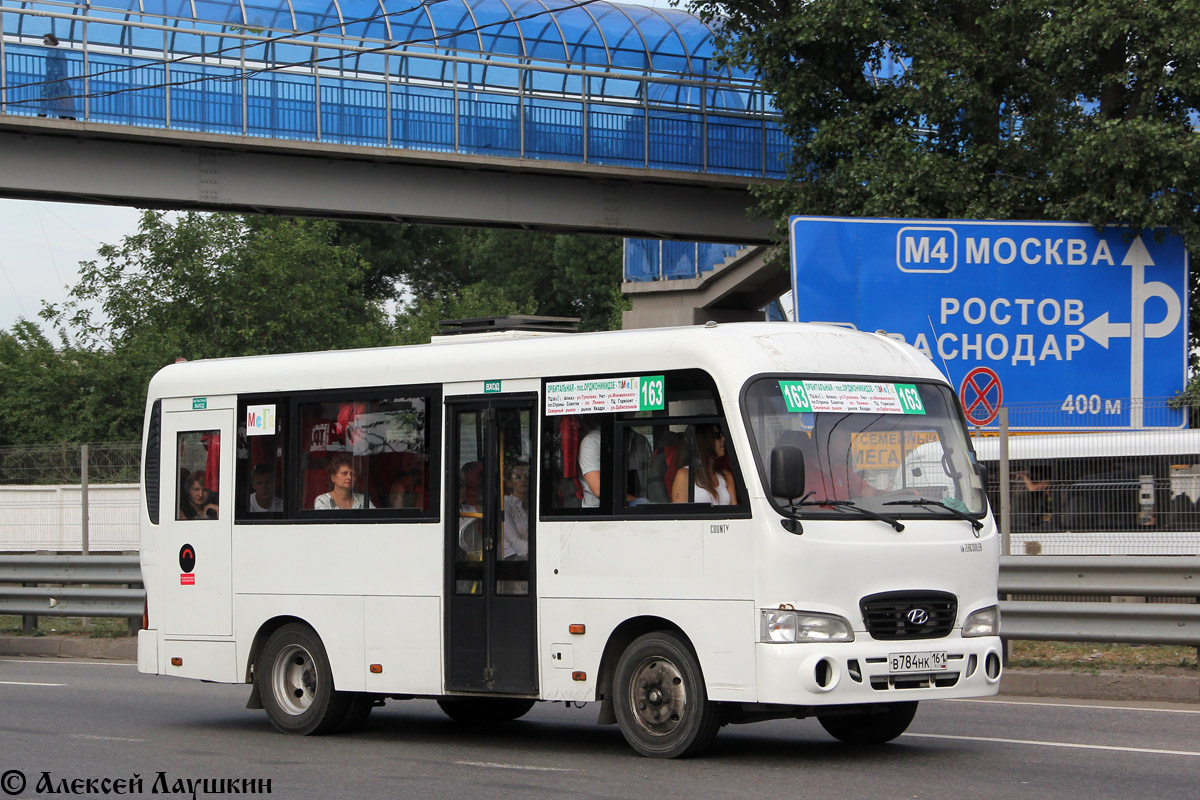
0,199,143,332
0,0,692,335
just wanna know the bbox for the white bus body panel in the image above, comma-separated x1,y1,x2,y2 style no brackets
137,323,999,709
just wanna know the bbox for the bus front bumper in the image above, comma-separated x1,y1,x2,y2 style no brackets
754,636,1003,706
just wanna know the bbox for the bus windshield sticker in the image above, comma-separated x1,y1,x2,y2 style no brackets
546,375,665,416
245,405,276,436
779,381,926,415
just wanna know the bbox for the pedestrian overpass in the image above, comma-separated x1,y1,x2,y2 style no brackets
0,0,786,242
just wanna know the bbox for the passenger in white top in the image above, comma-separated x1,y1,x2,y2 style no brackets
314,452,375,510
672,424,738,506
578,426,601,507
248,463,284,512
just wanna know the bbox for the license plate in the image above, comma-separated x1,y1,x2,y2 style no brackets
889,651,948,673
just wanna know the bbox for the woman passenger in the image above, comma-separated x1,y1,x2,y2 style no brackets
671,425,738,505
314,452,374,510
179,471,219,519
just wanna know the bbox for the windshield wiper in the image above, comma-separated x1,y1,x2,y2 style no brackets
799,499,905,532
883,498,984,532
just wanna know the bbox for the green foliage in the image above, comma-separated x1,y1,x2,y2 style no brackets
338,223,625,331
0,321,124,445
0,212,625,446
13,212,393,442
689,0,1200,356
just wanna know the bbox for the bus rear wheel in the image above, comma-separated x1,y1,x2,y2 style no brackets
258,623,349,735
818,701,918,745
436,697,536,724
613,632,720,758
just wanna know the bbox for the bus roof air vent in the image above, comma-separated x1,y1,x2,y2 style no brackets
433,315,580,341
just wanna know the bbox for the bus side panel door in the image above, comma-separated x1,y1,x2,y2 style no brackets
161,407,235,637
445,397,537,695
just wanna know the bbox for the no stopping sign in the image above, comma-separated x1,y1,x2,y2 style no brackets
959,367,1003,426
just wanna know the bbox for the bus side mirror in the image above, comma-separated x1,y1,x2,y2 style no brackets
770,445,805,500
975,461,989,484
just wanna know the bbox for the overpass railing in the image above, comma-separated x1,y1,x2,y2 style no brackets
0,6,788,178
623,239,745,281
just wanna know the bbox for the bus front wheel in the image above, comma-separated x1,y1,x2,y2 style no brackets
613,632,720,758
818,701,918,744
258,623,350,735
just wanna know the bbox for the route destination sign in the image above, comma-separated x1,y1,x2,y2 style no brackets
790,216,1189,429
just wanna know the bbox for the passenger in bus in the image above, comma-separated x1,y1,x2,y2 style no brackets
313,452,375,509
248,463,283,512
501,460,530,560
671,425,738,505
179,471,219,520
387,463,423,508
578,422,602,507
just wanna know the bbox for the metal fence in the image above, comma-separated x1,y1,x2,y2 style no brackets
0,554,143,634
0,443,140,553
971,397,1200,556
0,442,140,485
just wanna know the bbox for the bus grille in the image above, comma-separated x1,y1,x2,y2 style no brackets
860,591,957,640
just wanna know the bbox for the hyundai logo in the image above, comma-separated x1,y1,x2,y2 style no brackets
905,608,930,625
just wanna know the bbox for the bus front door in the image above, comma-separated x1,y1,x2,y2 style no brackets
445,397,537,694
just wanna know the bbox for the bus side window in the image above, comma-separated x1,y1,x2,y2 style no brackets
542,413,611,514
297,394,433,514
177,430,220,521
238,399,286,518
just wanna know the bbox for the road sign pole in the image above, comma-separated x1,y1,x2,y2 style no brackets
998,407,1010,557
1131,263,1145,428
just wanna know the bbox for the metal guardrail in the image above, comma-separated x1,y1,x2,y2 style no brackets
999,556,1200,646
0,555,143,626
1,554,1197,646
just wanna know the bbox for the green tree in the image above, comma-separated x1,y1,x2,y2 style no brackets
0,321,120,445
31,211,393,441
689,0,1200,352
338,223,626,331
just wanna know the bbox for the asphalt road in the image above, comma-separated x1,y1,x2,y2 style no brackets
1,657,1197,800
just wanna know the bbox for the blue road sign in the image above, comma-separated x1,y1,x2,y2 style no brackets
790,216,1189,429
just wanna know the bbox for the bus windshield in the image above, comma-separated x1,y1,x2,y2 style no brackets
744,378,987,518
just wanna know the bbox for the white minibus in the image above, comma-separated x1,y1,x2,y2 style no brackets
137,321,1002,758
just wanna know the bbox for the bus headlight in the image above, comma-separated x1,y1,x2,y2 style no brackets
962,605,1000,637
760,610,854,643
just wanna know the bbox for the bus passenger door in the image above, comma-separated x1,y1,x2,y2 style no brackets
160,404,235,637
445,397,537,695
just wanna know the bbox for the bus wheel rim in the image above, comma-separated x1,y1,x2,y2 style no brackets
273,644,317,716
628,656,686,736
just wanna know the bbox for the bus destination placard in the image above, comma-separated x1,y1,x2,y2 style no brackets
779,381,926,415
545,375,665,416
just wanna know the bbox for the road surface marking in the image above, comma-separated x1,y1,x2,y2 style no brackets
456,761,576,772
907,732,1200,757
952,698,1200,715
68,733,145,742
0,680,64,687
